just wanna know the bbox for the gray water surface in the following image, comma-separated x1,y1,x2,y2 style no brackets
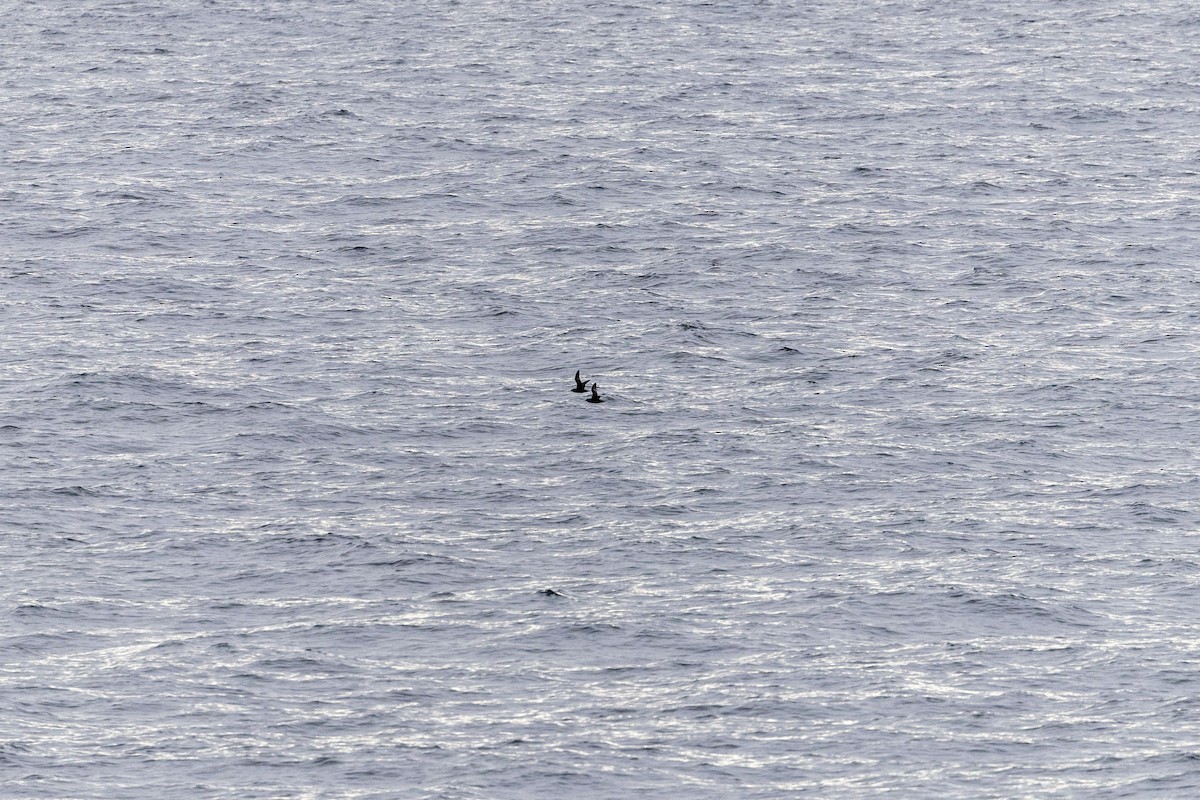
5,0,1200,797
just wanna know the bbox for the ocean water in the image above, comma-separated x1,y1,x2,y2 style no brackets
5,0,1200,796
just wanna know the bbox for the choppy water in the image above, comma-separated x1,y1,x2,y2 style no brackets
5,0,1200,797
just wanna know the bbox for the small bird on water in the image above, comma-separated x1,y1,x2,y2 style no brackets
587,383,603,403
572,370,589,393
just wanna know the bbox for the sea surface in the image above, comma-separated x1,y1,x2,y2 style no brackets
5,0,1200,797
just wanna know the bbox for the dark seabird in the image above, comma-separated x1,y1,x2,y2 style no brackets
572,370,589,392
587,383,603,403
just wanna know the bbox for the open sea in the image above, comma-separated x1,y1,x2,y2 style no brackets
5,0,1200,797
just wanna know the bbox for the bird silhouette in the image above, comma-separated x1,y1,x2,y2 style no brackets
572,370,589,392
587,383,603,403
